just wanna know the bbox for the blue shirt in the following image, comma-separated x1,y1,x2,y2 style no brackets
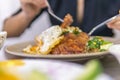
15,0,120,36
48,0,120,36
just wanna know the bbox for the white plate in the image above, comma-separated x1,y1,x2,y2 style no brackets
0,59,112,80
5,37,119,61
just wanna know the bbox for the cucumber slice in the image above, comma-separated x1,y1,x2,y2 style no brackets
100,43,113,50
75,60,102,80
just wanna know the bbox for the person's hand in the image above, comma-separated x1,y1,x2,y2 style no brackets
20,0,48,19
107,16,120,30
107,11,120,30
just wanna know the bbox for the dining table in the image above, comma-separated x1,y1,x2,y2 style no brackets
0,37,120,80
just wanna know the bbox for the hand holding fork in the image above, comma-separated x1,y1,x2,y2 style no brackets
107,11,120,31
20,0,120,36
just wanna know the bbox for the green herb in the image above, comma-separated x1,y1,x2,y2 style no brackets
61,31,69,35
73,29,80,35
87,36,112,51
88,37,103,49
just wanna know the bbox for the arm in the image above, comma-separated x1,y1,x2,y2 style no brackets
3,0,48,37
3,11,33,37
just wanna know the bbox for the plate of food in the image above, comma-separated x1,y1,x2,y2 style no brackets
0,59,113,80
5,14,115,61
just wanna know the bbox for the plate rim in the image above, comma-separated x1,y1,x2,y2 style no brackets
5,40,109,59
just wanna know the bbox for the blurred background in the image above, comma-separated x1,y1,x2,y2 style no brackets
1,0,120,41
0,0,51,41
0,1,120,80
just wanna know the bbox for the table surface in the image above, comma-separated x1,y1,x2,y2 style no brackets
0,38,120,80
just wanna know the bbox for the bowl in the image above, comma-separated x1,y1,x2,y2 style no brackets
109,44,120,63
0,31,7,49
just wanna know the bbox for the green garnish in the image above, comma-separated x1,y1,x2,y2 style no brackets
73,29,80,35
88,36,103,49
87,36,113,52
61,31,69,35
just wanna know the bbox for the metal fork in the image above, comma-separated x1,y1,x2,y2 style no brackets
47,2,64,22
88,14,120,36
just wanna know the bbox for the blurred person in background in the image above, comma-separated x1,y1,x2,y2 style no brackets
2,0,120,37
